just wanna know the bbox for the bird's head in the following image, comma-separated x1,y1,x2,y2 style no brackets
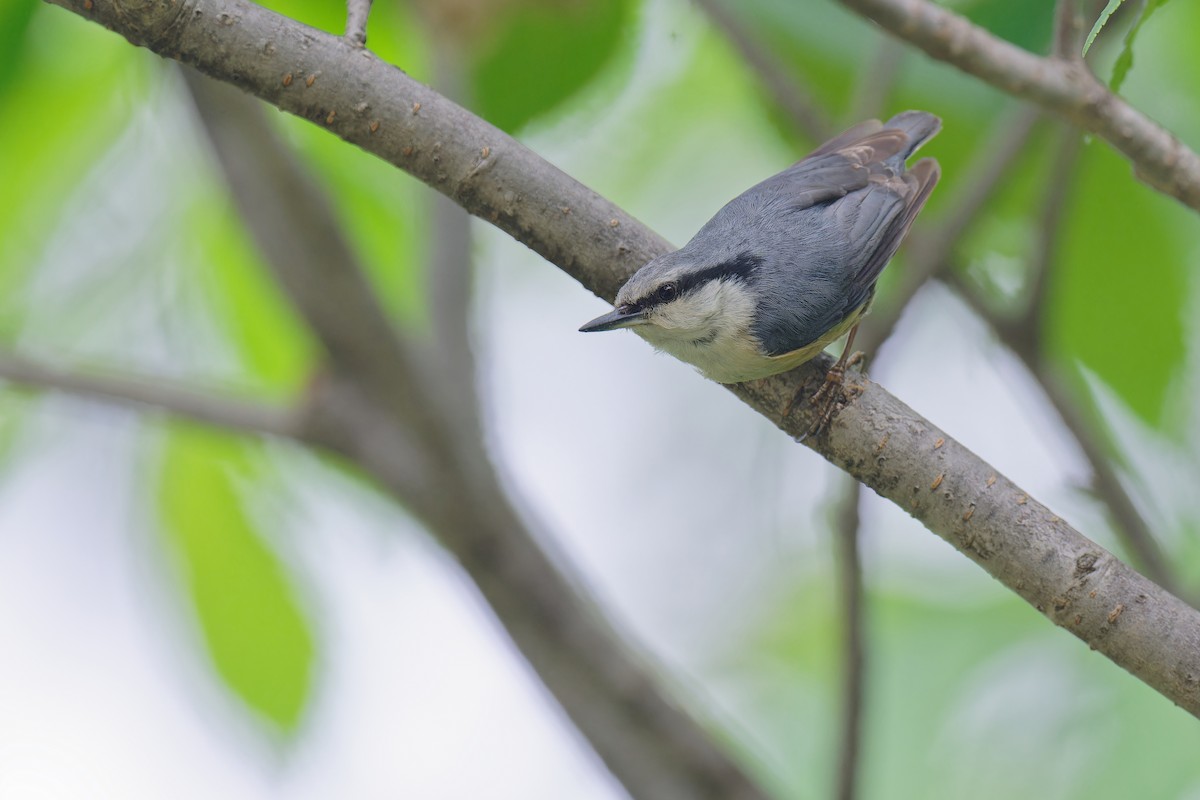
579,250,762,344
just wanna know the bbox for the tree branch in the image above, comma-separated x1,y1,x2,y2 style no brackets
1053,0,1085,60
833,478,866,800
692,0,831,143
343,0,371,46
183,67,767,800
847,37,906,123
0,350,301,437
43,0,1200,719
941,124,1181,597
838,0,1200,214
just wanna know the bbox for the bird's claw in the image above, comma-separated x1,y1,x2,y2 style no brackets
785,352,866,440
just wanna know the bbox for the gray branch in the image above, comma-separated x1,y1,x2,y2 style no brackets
44,0,1200,719
182,67,766,800
692,0,831,142
344,0,371,46
0,350,300,437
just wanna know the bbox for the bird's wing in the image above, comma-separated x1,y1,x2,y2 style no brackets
685,112,941,358
839,158,940,305
746,158,940,358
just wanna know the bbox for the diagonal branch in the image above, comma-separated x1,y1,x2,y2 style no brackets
838,0,1200,213
183,69,767,800
692,0,831,142
0,349,301,437
942,124,1180,597
43,0,1200,720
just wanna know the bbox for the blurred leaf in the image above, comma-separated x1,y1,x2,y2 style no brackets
0,0,38,99
958,0,1053,53
1050,142,1188,427
158,429,315,734
1084,0,1125,56
1110,0,1174,92
471,0,635,133
0,7,153,338
741,577,1200,798
187,190,316,393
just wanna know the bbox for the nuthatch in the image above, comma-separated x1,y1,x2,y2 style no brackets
581,111,940,414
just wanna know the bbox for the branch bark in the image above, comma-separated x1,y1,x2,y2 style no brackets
43,0,1200,720
0,350,301,437
833,478,866,800
838,0,1200,214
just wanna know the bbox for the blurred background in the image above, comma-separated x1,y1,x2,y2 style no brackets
3,0,1200,797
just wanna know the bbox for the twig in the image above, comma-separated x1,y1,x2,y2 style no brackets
0,350,300,438
344,0,371,46
833,478,866,800
1010,125,1081,355
183,63,769,800
838,0,1200,213
855,104,1042,355
1053,0,1085,60
46,0,1200,718
691,0,831,142
423,43,479,427
946,271,1179,597
847,37,906,122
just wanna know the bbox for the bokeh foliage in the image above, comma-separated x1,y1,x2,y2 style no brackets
4,0,1200,795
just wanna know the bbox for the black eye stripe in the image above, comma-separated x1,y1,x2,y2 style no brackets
672,253,763,301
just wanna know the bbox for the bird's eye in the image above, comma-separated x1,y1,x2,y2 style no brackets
654,283,679,305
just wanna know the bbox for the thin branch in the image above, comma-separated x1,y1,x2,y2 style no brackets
692,0,831,142
1011,125,1081,356
838,0,1200,213
1053,0,1085,60
833,478,866,800
423,42,478,421
0,350,300,438
855,104,1042,355
847,37,906,123
184,60,768,800
344,0,371,46
46,0,1200,718
950,272,1180,597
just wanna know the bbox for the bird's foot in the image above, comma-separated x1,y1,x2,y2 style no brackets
792,353,866,441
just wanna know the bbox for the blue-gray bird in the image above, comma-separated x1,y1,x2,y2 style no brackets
580,111,941,390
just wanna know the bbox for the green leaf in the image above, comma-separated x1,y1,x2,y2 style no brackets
157,429,316,734
471,0,635,133
1110,0,1175,92
0,0,38,99
1049,142,1188,428
1084,0,1126,56
960,0,1054,53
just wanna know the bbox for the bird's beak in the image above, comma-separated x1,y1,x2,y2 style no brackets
579,306,647,333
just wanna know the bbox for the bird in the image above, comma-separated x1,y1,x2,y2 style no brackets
580,110,940,425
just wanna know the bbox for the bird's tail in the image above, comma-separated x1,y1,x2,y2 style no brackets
883,110,942,162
